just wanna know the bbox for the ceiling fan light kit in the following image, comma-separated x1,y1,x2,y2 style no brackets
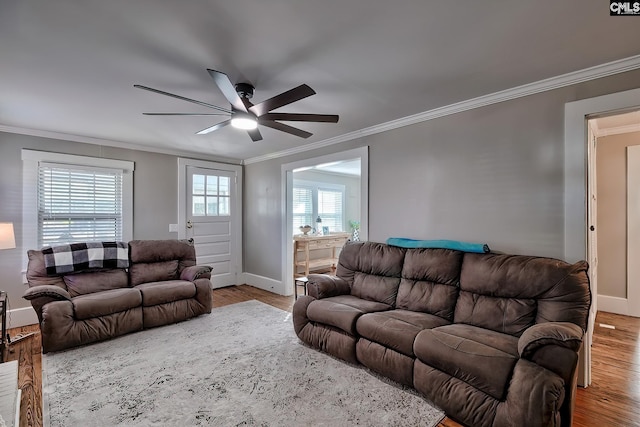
135,69,339,142
231,114,258,130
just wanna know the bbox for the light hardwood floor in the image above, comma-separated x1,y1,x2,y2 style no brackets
6,285,640,427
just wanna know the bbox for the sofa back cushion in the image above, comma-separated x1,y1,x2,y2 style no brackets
128,240,196,286
337,241,405,306
26,250,67,290
396,248,462,321
63,269,129,297
455,253,591,336
26,249,129,296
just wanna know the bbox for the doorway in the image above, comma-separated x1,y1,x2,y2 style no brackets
589,110,640,318
281,146,369,295
565,87,640,387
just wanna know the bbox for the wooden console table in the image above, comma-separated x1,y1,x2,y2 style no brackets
293,233,350,282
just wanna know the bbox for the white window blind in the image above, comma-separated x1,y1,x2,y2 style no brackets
38,162,124,247
292,180,345,235
318,189,344,232
293,186,313,231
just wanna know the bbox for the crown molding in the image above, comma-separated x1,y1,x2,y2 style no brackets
4,53,640,166
243,54,640,165
0,125,242,165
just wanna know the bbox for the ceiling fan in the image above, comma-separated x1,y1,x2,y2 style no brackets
134,69,339,142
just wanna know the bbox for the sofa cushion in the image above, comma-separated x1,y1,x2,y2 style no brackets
357,309,450,357
26,250,66,290
396,248,462,321
307,295,391,335
129,239,196,275
129,260,180,287
454,291,537,337
414,324,519,401
337,242,405,305
72,288,142,320
63,269,129,297
135,280,197,307
459,253,591,331
352,273,401,306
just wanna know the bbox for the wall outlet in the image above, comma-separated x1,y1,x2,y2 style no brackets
169,223,178,233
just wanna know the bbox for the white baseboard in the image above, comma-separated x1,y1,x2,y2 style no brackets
597,295,628,316
239,273,287,296
8,306,38,328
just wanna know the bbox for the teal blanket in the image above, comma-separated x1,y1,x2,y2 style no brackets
386,238,490,253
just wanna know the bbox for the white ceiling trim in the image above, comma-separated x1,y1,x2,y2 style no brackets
244,53,640,165
594,123,640,137
0,124,242,165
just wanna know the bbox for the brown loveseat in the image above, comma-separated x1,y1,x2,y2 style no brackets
23,239,213,353
293,241,591,427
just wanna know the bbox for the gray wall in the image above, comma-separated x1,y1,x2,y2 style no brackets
243,69,640,282
0,131,218,310
597,131,640,298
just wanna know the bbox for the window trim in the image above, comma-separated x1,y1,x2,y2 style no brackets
21,149,134,272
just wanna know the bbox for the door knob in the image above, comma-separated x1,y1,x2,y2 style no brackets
187,219,193,229
187,238,194,244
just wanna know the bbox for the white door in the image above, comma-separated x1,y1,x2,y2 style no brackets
586,123,598,341
627,145,640,317
186,166,237,288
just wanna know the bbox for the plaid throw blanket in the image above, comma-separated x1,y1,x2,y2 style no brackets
43,241,129,275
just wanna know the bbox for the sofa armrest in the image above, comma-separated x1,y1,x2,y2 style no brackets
23,285,72,324
306,274,350,299
23,285,71,302
180,265,213,281
518,322,584,359
518,322,584,427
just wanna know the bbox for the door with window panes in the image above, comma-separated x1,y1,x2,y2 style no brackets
186,166,237,287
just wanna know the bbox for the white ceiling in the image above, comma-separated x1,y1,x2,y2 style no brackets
2,1,640,162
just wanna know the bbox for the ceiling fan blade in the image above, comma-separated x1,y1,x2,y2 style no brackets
259,120,312,139
260,113,339,123
207,69,247,112
143,113,229,116
134,85,231,113
196,119,231,135
249,84,316,117
247,128,263,142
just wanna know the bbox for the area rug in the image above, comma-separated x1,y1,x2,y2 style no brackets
43,300,445,426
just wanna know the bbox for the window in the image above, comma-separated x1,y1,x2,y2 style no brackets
292,180,345,235
191,174,230,216
292,187,313,231
22,150,134,252
38,163,124,247
318,189,344,232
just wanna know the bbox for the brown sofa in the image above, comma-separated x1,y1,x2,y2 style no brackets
293,241,591,427
23,239,213,353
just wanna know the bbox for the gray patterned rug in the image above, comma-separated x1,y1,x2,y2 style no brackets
43,300,445,426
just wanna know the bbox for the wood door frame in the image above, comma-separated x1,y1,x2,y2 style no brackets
281,146,369,296
564,87,640,387
178,158,243,284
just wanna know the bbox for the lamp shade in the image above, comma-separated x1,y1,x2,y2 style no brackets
0,223,16,250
